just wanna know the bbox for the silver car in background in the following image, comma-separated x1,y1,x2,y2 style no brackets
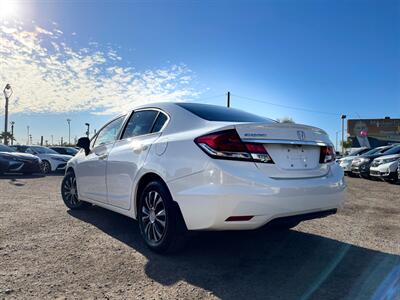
11,145,72,174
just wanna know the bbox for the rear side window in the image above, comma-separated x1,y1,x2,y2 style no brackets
152,112,168,133
177,103,275,123
122,110,159,139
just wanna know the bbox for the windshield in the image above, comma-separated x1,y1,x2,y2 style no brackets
380,145,400,155
177,103,276,123
66,148,78,155
362,147,389,156
31,146,59,154
347,148,369,156
0,144,15,152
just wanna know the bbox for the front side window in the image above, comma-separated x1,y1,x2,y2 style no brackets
121,110,161,139
93,116,125,148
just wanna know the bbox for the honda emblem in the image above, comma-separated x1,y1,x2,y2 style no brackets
297,130,306,140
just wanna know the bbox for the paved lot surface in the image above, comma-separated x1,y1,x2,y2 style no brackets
0,174,399,299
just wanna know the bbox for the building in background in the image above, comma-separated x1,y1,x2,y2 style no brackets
347,118,400,148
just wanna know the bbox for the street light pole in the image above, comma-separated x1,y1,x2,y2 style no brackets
3,84,13,145
66,119,71,145
10,121,15,145
27,126,30,145
335,131,339,151
341,114,347,155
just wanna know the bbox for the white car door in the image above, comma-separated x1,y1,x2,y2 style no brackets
106,109,169,210
75,116,126,203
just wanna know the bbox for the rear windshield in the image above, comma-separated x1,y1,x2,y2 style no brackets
177,103,275,123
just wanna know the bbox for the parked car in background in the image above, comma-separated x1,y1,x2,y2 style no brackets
61,102,346,253
398,159,400,182
11,145,72,174
369,147,400,183
50,146,79,156
337,147,371,176
351,145,400,179
0,144,42,175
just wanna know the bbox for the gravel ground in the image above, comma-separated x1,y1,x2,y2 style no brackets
0,174,399,299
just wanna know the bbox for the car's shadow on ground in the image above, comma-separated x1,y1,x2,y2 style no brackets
68,206,399,300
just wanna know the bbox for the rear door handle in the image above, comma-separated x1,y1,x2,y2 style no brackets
98,154,108,160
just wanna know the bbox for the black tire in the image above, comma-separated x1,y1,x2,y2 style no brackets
138,181,187,254
61,171,91,210
41,160,51,174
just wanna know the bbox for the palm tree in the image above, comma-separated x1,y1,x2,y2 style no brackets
0,131,16,144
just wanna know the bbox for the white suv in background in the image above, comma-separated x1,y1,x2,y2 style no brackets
337,147,370,175
370,153,400,183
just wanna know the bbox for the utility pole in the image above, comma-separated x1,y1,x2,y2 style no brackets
341,115,347,154
227,91,230,108
3,84,13,145
85,123,90,138
61,137,63,145
66,119,71,145
29,134,32,145
27,126,30,145
335,131,339,151
51,135,54,145
10,121,15,145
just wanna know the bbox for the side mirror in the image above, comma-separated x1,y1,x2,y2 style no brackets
77,137,90,155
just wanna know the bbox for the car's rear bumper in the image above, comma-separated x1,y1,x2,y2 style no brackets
168,161,346,230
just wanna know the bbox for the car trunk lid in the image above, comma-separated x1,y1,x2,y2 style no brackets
234,122,332,178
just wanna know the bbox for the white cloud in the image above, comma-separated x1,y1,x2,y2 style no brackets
0,21,197,115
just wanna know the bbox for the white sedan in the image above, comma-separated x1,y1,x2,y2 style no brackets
61,102,346,253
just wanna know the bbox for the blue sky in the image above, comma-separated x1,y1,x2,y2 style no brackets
1,0,399,146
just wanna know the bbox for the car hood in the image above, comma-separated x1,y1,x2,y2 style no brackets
0,151,38,160
339,155,356,162
373,154,400,161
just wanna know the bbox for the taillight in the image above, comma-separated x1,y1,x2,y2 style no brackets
194,129,274,163
320,146,335,163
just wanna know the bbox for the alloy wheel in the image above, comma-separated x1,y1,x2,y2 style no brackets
141,190,167,243
62,174,80,207
41,161,51,174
